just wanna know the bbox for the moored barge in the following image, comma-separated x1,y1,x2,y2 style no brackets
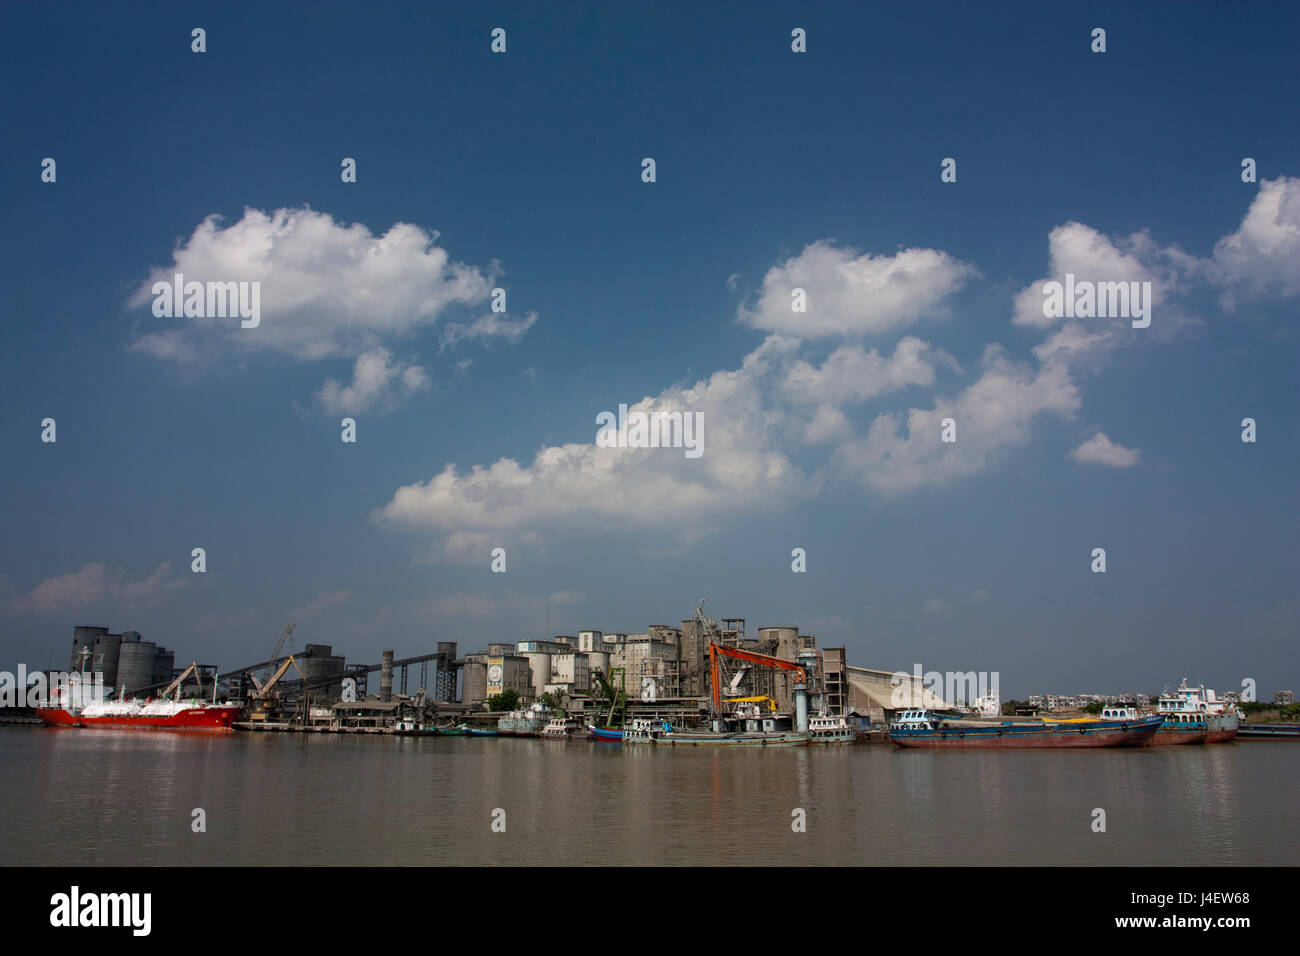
890,708,1162,749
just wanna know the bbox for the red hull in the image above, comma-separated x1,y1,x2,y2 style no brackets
36,706,240,731
1205,729,1238,743
893,728,1157,749
1151,730,1208,745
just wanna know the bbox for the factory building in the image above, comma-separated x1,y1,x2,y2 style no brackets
613,633,681,700
842,665,950,725
550,652,590,694
486,652,531,700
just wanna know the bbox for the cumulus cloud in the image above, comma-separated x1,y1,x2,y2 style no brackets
740,240,978,337
128,207,505,360
780,336,956,406
1012,221,1209,370
373,184,1298,550
375,335,815,545
1211,176,1300,308
833,347,1081,495
14,562,184,613
1068,432,1141,468
315,348,431,414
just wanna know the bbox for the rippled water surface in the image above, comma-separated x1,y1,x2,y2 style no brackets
2,728,1295,865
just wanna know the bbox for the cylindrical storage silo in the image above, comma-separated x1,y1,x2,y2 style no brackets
152,648,175,688
523,652,550,700
71,626,107,673
116,640,157,697
92,633,123,693
758,626,800,660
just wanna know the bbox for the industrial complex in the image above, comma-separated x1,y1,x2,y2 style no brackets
51,600,948,736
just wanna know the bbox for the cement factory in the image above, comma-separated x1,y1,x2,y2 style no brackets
51,600,947,738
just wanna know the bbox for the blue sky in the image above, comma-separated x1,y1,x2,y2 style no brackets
2,1,1297,698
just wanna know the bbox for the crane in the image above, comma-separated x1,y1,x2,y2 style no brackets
724,695,778,713
159,662,200,701
261,619,295,686
708,643,806,713
252,654,305,701
248,654,306,723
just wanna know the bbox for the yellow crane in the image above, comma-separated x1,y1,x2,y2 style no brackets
724,696,778,712
249,654,305,722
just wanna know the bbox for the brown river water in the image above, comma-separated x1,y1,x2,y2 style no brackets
2,728,1295,865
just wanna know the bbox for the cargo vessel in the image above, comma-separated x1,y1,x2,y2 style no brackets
1153,680,1238,744
36,697,239,730
890,708,1162,748
35,662,239,731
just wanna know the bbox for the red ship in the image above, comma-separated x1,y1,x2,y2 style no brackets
36,662,240,731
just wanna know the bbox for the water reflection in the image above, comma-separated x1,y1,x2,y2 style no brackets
2,730,1295,866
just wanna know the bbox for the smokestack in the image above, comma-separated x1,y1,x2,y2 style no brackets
380,650,394,702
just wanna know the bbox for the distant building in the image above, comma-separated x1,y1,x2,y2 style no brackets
1275,690,1295,706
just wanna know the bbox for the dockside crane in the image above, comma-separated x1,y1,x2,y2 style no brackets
159,662,201,701
261,619,295,686
249,654,306,722
708,644,806,713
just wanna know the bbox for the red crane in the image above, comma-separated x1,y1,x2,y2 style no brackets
708,643,806,713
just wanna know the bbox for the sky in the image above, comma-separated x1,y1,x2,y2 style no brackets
1,1,1297,699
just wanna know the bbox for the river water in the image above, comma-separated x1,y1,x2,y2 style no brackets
2,729,1295,866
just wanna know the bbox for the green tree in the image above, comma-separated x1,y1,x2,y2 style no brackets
488,689,519,712
1083,701,1105,715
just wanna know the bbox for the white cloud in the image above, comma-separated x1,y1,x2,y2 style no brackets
315,348,431,414
1211,176,1300,307
803,403,852,444
1068,432,1141,468
375,335,815,545
128,207,524,361
780,336,955,406
923,598,950,614
740,240,978,337
1011,221,1199,331
833,347,1081,495
440,310,538,349
14,562,183,613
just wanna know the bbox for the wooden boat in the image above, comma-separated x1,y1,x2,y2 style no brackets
587,724,624,741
